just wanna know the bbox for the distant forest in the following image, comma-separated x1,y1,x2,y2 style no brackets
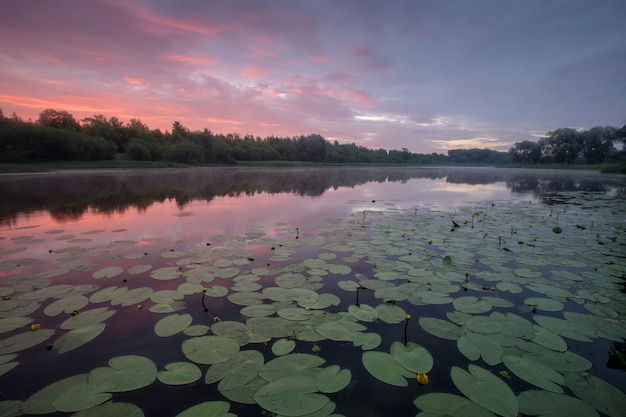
1,108,625,166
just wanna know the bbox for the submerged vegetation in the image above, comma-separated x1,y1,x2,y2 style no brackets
0,187,625,416
2,108,625,168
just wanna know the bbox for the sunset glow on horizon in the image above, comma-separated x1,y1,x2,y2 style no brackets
1,1,624,153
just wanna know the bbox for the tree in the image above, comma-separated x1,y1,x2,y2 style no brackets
509,141,541,164
540,128,582,164
38,109,81,130
580,126,616,164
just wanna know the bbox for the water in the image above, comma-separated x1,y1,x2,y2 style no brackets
1,166,625,417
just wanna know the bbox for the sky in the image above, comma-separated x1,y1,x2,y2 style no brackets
1,0,625,154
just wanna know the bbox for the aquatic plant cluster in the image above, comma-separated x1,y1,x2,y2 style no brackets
0,190,625,416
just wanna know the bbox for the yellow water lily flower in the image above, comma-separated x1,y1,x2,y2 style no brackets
213,316,221,323
405,314,412,320
311,344,321,354
416,373,429,385
30,323,41,331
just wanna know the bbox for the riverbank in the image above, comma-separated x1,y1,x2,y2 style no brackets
1,159,624,174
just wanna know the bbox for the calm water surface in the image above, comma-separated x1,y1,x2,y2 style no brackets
1,167,625,417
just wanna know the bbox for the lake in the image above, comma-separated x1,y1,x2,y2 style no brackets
1,166,625,417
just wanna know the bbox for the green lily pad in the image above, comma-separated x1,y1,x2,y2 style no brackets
0,329,55,355
60,307,116,330
565,372,626,417
451,364,519,417
92,266,124,279
315,321,366,342
414,393,496,417
272,338,296,356
254,375,329,416
532,315,595,342
43,294,89,317
517,390,599,417
51,380,115,412
157,362,202,385
154,313,193,337
362,351,413,387
348,304,378,322
70,401,146,417
502,355,565,393
531,324,568,352
259,353,325,382
419,317,464,341
182,336,240,365
315,365,351,393
453,296,492,314
524,297,564,312
374,303,407,324
465,315,505,334
206,350,265,391
390,341,433,373
175,401,235,417
21,374,89,414
457,332,504,366
352,332,382,350
0,317,33,333
53,323,106,353
89,355,157,392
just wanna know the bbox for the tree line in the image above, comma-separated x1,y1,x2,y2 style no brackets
0,108,623,166
509,126,626,165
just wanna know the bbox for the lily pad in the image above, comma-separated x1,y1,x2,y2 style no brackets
157,362,202,385
348,304,378,322
389,341,433,373
271,338,296,356
182,336,240,365
259,353,325,382
70,402,146,417
0,329,55,355
206,350,265,391
315,365,351,393
362,351,413,387
89,355,157,392
457,332,504,365
451,364,519,417
175,401,235,417
154,313,193,337
419,317,464,341
565,372,626,417
414,393,496,417
502,355,565,393
254,375,329,417
517,390,599,417
53,323,106,353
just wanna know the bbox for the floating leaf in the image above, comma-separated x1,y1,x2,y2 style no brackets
259,353,324,382
457,332,504,365
348,304,378,322
451,364,519,417
53,323,106,353
271,339,296,356
362,351,413,387
89,355,157,392
51,380,115,412
565,372,626,417
533,315,595,342
21,374,89,414
390,341,433,373
175,401,234,417
419,317,464,341
154,313,193,337
254,375,329,416
531,324,568,352
315,365,351,393
157,362,202,385
92,266,124,279
206,350,265,391
502,355,565,393
182,336,240,365
70,402,146,417
414,393,496,417
0,329,55,355
517,390,599,417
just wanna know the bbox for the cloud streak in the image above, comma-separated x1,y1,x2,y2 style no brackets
1,0,624,153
